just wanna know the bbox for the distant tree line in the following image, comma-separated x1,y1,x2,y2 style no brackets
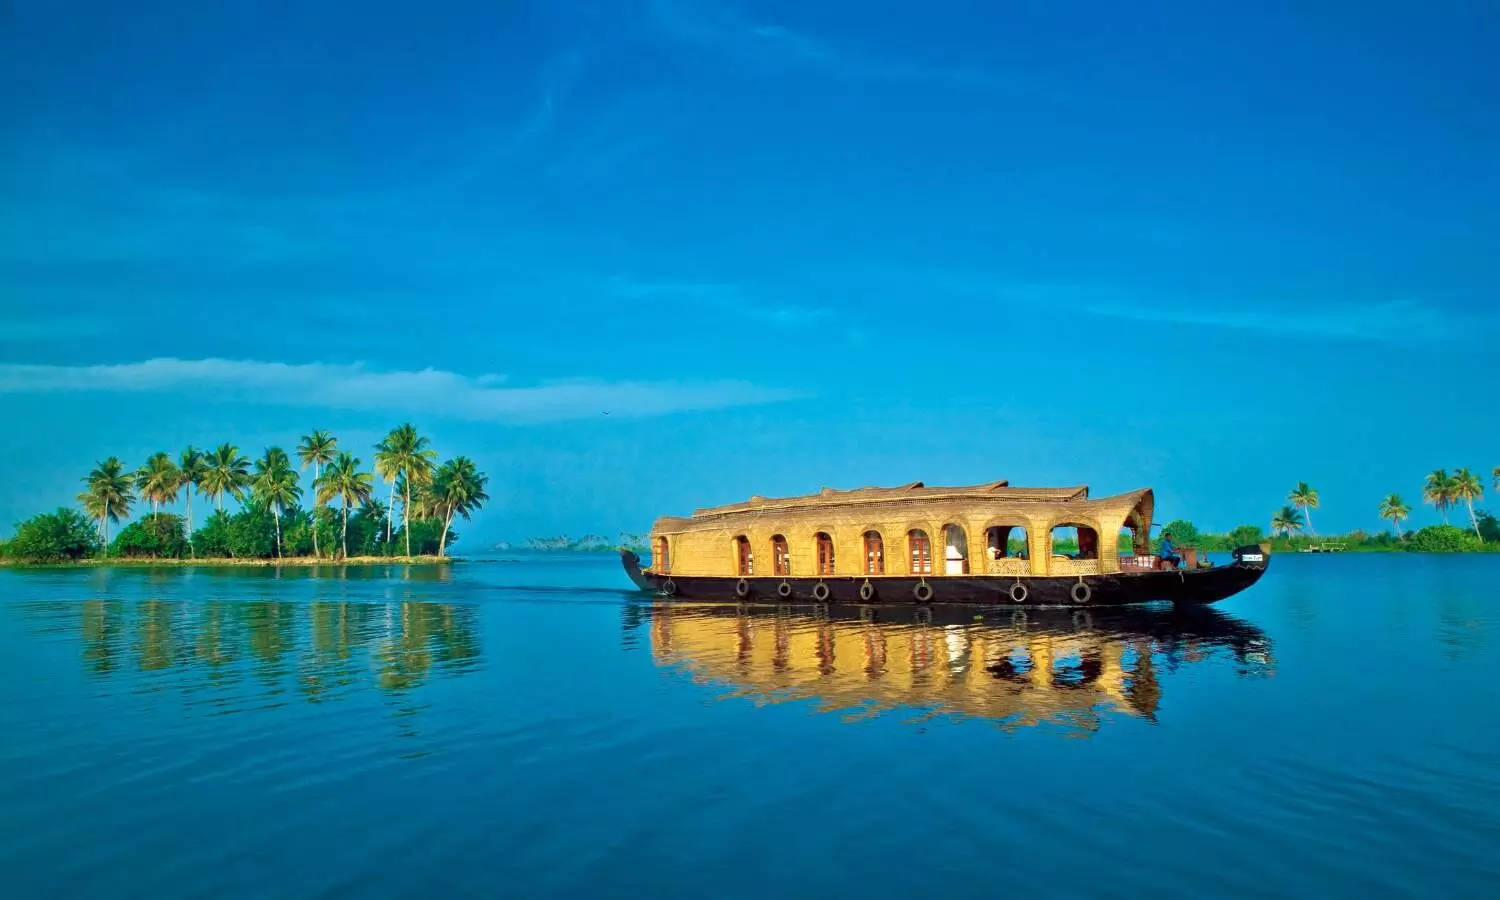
1,424,489,564
519,533,649,553
1260,469,1499,554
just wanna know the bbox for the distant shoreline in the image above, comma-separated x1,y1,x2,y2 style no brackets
0,555,458,570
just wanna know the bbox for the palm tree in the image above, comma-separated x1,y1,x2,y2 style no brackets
1493,465,1499,491
375,424,438,558
1271,505,1304,540
1288,482,1319,535
373,433,398,548
178,446,209,553
134,452,182,515
252,447,302,558
200,443,251,511
316,452,374,559
1452,468,1484,539
297,430,338,558
78,458,134,543
430,456,489,557
1377,494,1410,537
1424,469,1456,524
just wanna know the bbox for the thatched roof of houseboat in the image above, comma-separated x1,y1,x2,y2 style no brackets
651,480,1152,535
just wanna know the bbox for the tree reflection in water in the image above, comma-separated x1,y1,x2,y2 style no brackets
67,596,482,710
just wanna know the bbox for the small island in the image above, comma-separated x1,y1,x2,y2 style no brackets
1,424,489,566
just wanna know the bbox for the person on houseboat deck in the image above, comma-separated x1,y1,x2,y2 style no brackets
1076,530,1098,560
1159,531,1182,569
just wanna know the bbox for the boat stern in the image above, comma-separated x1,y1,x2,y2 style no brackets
1231,544,1270,570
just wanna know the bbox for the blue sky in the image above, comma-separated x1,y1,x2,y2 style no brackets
2,0,1498,545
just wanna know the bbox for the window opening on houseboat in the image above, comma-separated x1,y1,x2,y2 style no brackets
908,529,932,575
771,535,790,576
863,531,884,575
735,535,753,576
815,532,835,575
1050,524,1099,560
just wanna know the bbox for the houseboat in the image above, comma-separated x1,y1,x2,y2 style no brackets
619,479,1270,606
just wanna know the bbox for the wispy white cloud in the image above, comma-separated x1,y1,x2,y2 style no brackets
646,0,1015,90
0,358,810,421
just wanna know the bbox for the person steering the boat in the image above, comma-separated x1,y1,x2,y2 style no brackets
1159,531,1182,569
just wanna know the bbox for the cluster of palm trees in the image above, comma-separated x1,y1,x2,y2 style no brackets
1269,482,1319,539
1268,468,1496,541
75,424,489,559
1375,469,1489,539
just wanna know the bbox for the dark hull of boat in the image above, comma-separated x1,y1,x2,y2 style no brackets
619,547,1269,607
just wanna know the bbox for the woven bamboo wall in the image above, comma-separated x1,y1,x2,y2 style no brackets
649,485,1153,580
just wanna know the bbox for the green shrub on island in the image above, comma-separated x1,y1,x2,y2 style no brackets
1405,525,1486,553
4,508,101,562
1478,511,1500,544
111,513,189,559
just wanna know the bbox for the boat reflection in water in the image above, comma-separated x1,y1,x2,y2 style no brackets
644,601,1273,733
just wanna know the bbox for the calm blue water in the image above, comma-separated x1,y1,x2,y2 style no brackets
2,553,1498,898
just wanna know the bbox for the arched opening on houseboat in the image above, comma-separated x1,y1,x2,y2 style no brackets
734,535,753,576
1049,523,1100,560
984,524,1028,559
771,534,790,576
863,530,884,575
907,529,932,575
814,532,835,576
943,524,970,575
653,536,671,573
